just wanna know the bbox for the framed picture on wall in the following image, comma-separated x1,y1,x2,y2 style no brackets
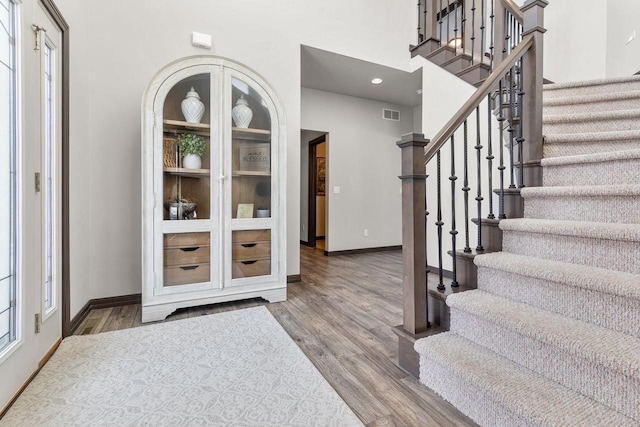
316,157,326,195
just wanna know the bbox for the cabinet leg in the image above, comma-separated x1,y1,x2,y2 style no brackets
262,287,287,303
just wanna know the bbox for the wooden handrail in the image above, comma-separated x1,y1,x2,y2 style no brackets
424,33,534,164
500,0,524,23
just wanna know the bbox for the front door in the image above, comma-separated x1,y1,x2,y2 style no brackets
0,0,63,411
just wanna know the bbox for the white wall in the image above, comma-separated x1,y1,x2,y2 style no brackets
54,0,416,317
543,0,608,83
606,1,640,77
301,88,413,252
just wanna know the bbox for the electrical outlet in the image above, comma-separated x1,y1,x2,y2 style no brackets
302,224,305,231
364,229,369,237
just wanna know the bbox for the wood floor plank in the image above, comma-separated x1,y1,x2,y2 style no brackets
73,245,477,426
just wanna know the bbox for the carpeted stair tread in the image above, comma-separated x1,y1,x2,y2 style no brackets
543,75,640,98
542,148,640,166
474,253,640,338
474,252,640,300
447,290,640,379
543,90,640,114
500,218,640,241
541,149,640,186
415,332,637,427
543,90,640,107
544,128,640,144
521,183,640,197
543,108,640,125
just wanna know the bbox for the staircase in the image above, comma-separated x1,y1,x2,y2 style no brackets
414,76,640,426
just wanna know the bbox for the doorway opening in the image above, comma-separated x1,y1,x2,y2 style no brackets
300,131,327,252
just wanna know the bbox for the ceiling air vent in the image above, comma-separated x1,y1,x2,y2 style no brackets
382,109,400,121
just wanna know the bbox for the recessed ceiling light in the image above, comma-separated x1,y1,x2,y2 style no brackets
371,78,383,85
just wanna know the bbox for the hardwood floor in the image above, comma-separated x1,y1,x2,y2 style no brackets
75,245,476,427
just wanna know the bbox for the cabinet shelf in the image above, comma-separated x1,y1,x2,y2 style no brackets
164,167,210,177
232,170,271,177
164,119,210,131
232,127,271,141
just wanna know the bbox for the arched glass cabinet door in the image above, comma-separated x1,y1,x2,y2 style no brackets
151,65,221,295
224,70,280,285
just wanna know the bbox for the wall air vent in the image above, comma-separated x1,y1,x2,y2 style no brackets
382,109,400,121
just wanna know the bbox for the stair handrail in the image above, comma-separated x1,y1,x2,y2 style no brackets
424,33,533,164
501,0,524,23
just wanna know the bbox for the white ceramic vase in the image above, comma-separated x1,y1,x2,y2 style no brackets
181,87,205,123
232,95,253,128
182,154,202,170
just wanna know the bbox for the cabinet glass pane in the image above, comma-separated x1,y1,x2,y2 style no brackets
232,230,271,279
163,232,210,286
231,78,271,219
162,74,211,220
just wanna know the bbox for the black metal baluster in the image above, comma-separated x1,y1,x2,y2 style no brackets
471,0,476,65
475,106,484,252
418,0,422,42
454,0,458,55
503,9,509,58
439,0,444,46
486,93,495,219
508,65,516,189
480,0,485,61
424,0,428,43
489,0,495,70
436,150,445,291
462,120,471,253
450,135,459,288
517,56,525,188
461,0,466,55
498,78,506,219
447,0,451,45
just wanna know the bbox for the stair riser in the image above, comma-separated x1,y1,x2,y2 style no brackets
419,357,530,427
543,159,640,186
544,81,640,98
450,309,640,421
442,56,472,74
523,195,640,224
477,267,640,338
543,140,640,157
502,230,640,274
543,97,640,115
543,116,640,134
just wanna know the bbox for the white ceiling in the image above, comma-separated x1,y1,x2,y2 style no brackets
301,46,422,107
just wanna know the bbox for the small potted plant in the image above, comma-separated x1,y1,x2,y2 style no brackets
176,133,207,169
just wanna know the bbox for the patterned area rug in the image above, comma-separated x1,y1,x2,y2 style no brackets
2,307,363,426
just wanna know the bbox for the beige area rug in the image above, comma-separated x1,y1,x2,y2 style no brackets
2,307,363,426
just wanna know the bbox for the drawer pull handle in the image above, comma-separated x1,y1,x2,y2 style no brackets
180,246,200,252
241,260,257,265
180,265,199,270
241,243,257,248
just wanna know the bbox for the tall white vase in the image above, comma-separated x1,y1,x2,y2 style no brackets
232,95,253,128
181,87,205,123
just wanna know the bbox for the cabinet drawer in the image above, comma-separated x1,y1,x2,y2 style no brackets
232,259,271,279
164,263,210,286
232,242,270,261
164,232,210,248
232,229,270,243
164,246,210,267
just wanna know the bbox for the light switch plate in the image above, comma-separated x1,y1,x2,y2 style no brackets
333,186,341,194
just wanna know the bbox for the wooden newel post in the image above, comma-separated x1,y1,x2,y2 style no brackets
394,132,433,378
521,0,548,186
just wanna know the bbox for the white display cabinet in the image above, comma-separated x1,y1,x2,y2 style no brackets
141,57,286,322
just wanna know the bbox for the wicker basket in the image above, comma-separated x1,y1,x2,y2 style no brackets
163,137,177,168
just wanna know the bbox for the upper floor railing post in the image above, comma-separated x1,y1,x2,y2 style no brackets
520,0,547,186
397,133,430,336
